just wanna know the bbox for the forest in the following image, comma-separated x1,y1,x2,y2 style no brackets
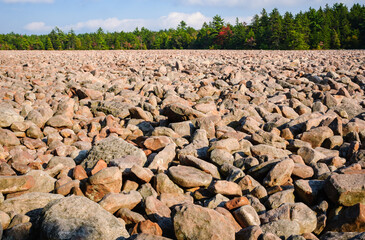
0,3,364,50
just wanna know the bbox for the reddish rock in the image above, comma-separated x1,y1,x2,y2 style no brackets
131,220,163,236
225,196,250,210
90,159,107,175
84,167,122,202
73,165,88,180
144,136,173,151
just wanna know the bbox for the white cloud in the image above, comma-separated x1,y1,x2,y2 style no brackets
160,12,210,29
23,12,253,33
63,18,147,32
24,21,53,32
62,12,211,32
3,0,53,3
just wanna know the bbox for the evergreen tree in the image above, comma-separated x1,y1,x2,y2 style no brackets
269,8,282,49
46,36,54,50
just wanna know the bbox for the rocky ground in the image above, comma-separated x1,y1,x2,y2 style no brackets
0,50,364,240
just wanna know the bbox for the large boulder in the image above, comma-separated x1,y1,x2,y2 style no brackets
173,203,236,240
0,192,63,222
325,173,365,206
81,136,147,170
39,196,130,240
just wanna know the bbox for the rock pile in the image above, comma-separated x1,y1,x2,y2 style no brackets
0,50,364,240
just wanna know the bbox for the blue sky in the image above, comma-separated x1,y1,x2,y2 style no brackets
0,0,362,34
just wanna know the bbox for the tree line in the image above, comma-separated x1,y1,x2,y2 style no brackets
0,3,364,50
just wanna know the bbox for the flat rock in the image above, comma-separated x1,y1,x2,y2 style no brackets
98,190,142,213
163,103,206,122
0,175,35,194
251,144,290,159
179,155,220,179
25,170,56,193
81,136,147,170
0,192,63,222
168,165,212,188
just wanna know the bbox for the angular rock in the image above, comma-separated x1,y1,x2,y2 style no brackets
0,129,20,146
325,173,365,206
263,158,294,187
233,205,261,228
294,180,325,205
179,155,220,179
84,167,122,202
251,144,290,159
144,136,174,151
155,173,184,195
300,126,334,148
148,143,176,172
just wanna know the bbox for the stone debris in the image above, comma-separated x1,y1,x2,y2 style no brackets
0,50,364,239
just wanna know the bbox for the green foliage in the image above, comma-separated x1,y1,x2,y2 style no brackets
1,3,364,50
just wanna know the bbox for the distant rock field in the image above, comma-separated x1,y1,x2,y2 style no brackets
0,50,364,240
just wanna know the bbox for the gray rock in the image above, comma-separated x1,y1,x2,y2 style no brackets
0,192,63,222
81,136,146,170
265,189,295,209
163,103,206,122
39,196,129,240
26,170,56,193
90,100,132,118
233,205,260,228
261,219,301,239
0,104,24,128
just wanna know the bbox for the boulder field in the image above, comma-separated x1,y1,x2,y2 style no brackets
0,50,364,240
